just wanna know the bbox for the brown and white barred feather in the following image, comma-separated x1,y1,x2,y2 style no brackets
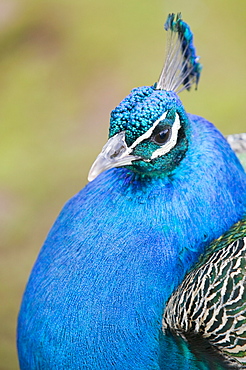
227,133,246,169
163,236,246,367
227,133,246,154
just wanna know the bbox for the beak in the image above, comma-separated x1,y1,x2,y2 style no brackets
88,132,141,182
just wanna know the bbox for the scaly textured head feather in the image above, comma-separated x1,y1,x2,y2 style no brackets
156,13,202,93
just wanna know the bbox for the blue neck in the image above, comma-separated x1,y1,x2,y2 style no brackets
18,115,246,369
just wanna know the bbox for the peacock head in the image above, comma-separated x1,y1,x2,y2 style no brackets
88,13,202,181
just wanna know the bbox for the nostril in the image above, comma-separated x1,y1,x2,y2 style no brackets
110,145,126,159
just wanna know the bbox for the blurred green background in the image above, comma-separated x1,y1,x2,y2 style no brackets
1,0,245,368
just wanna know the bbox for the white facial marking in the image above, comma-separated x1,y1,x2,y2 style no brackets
151,113,181,159
88,111,182,182
129,111,168,150
129,111,181,160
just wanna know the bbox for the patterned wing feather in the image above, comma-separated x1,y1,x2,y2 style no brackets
163,217,246,368
227,133,246,169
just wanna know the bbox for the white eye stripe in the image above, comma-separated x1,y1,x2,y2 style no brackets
129,111,168,150
151,113,181,159
129,112,181,159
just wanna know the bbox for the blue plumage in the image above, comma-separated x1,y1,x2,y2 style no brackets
17,13,246,369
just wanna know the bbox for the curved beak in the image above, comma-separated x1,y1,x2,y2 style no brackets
88,132,141,182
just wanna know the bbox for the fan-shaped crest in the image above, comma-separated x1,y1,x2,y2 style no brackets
156,13,202,93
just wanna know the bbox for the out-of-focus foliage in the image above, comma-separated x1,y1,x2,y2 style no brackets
1,0,245,368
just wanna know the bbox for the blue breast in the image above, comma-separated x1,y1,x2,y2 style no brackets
17,114,246,369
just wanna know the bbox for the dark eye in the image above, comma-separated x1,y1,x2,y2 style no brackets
153,128,171,145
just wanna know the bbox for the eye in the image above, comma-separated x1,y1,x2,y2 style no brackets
152,127,171,145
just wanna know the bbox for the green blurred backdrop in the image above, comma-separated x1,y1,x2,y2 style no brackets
1,0,246,368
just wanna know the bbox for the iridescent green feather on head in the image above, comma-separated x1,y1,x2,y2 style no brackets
88,13,203,182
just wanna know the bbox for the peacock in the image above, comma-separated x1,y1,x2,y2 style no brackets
17,13,246,369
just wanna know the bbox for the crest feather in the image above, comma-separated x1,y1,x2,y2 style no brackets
156,13,202,93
